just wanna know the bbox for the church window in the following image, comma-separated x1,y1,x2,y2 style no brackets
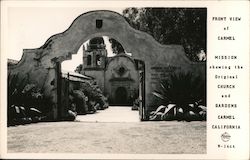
119,67,125,75
87,55,91,65
96,55,101,66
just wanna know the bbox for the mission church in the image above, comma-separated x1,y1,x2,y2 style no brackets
79,37,141,106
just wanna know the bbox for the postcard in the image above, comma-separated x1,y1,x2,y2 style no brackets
1,0,249,159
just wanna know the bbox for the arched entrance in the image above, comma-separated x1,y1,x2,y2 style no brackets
115,87,128,106
9,10,205,121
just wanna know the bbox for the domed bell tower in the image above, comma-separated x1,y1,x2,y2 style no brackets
82,37,107,93
83,37,107,69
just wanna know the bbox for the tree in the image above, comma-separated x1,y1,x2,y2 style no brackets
74,64,83,73
108,38,125,54
122,8,207,62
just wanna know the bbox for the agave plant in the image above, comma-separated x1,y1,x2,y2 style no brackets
7,73,51,125
152,72,206,120
8,73,30,107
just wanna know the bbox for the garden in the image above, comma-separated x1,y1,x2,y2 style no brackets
7,73,109,126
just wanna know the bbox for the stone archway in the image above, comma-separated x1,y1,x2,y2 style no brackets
8,10,206,120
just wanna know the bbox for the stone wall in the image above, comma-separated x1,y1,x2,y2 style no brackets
82,70,105,92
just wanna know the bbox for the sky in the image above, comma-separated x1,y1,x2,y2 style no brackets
7,7,124,71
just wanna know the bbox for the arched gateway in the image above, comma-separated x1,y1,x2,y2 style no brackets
8,10,205,120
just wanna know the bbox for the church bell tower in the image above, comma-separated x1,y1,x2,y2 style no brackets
83,37,107,69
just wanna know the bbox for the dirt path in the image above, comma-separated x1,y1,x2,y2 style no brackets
8,120,206,154
76,106,140,122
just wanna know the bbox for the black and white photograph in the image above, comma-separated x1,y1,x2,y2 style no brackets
1,1,249,159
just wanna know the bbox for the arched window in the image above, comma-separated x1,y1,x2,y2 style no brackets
87,55,91,66
96,55,101,66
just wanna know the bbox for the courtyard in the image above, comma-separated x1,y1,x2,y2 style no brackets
8,107,206,154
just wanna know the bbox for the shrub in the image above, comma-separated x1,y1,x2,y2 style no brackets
70,90,88,115
80,81,108,110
